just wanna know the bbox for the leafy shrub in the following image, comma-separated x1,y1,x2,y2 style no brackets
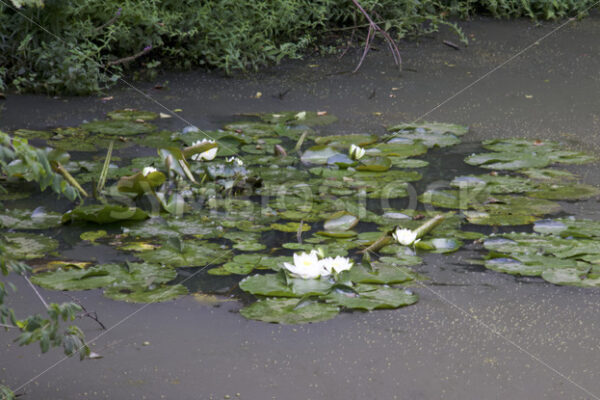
0,0,597,94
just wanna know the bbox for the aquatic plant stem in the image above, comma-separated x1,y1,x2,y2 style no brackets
51,161,88,197
413,214,445,240
96,140,113,195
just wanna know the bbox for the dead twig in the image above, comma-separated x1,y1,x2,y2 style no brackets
351,0,402,72
62,292,107,330
107,45,152,67
443,40,460,50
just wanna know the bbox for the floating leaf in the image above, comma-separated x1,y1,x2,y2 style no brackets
387,122,469,136
80,120,156,136
107,109,158,121
527,183,600,201
300,145,341,164
4,232,58,260
356,156,392,172
465,151,550,170
240,273,333,297
63,204,149,224
137,241,230,268
240,298,339,324
348,263,415,284
104,284,187,303
324,285,417,311
323,211,358,231
0,208,62,230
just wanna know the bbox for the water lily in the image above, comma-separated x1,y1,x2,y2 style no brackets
142,166,157,176
295,111,307,120
191,139,218,161
349,144,366,160
321,256,353,274
283,250,329,279
226,156,244,166
392,228,419,246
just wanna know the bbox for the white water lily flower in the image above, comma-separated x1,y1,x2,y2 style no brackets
349,144,366,160
283,250,329,279
392,228,418,246
321,256,353,274
226,156,244,166
191,139,218,161
142,166,157,176
295,111,307,120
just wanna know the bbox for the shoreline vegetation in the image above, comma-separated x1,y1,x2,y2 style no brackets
0,0,597,95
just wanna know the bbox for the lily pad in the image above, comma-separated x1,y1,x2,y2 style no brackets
348,263,415,284
240,298,339,324
104,284,187,303
137,241,230,268
4,232,58,260
107,109,159,121
387,122,468,136
300,145,341,164
240,273,334,297
63,204,149,224
80,120,156,136
465,151,550,170
356,156,392,172
0,208,62,230
534,218,600,238
324,285,418,311
527,183,600,201
323,211,358,231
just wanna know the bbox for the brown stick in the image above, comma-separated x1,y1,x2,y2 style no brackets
107,45,152,67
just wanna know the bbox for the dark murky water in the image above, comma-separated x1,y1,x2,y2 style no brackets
1,14,600,400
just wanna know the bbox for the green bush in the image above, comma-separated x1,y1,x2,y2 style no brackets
0,0,596,95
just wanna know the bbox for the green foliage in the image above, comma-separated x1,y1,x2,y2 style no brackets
1,0,596,94
0,132,78,200
0,236,89,399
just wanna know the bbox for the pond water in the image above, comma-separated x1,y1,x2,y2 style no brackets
1,14,600,400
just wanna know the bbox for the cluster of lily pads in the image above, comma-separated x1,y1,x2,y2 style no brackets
1,109,599,324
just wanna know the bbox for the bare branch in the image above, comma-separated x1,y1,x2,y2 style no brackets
351,0,402,72
23,275,48,309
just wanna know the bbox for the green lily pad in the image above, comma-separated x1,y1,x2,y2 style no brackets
107,109,159,121
323,211,358,231
80,120,156,136
465,151,550,170
387,122,468,136
32,264,123,290
233,241,267,251
356,156,392,172
534,218,600,238
348,263,415,284
0,208,62,230
519,168,577,181
138,241,230,268
104,284,187,303
390,132,460,148
450,174,534,194
541,268,600,287
240,298,339,324
314,134,378,147
270,222,311,233
300,145,341,164
324,285,418,311
240,273,333,297
389,158,429,168
63,204,149,224
371,142,428,158
527,183,600,201
4,232,59,260
253,111,338,126
80,230,108,243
